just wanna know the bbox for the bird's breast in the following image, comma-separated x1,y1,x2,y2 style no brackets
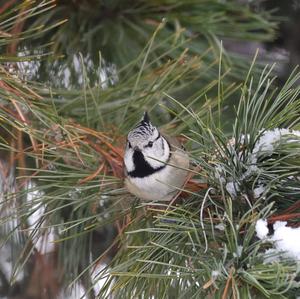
128,150,165,178
125,148,189,201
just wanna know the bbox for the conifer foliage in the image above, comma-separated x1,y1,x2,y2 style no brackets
0,1,299,298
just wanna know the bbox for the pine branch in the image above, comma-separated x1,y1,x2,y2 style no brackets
1,2,299,299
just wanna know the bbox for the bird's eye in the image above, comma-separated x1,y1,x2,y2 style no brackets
147,141,153,147
128,141,132,148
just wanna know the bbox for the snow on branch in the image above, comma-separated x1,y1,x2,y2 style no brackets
256,219,300,262
215,128,300,199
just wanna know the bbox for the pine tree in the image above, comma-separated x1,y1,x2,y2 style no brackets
0,1,299,299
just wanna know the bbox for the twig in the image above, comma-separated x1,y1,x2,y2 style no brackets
222,267,234,299
79,163,105,184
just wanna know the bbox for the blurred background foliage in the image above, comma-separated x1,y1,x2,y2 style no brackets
0,1,299,299
15,0,277,85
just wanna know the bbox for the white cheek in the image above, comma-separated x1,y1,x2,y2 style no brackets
144,151,164,168
144,139,169,168
124,149,135,172
145,157,164,168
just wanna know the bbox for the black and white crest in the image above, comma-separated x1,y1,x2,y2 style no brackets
142,111,150,123
128,111,156,142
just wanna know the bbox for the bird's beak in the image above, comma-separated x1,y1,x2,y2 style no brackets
133,146,141,152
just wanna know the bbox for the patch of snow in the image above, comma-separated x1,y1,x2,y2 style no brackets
216,129,300,199
255,219,269,239
0,164,25,282
256,219,300,262
62,67,71,88
58,282,87,299
215,223,225,231
253,184,266,199
211,270,220,279
225,181,239,198
91,263,109,297
237,245,243,257
0,164,20,243
99,68,108,89
271,221,300,260
215,164,226,184
98,62,118,89
35,228,56,255
0,243,24,283
26,181,56,254
73,54,81,75
233,245,243,258
253,128,300,157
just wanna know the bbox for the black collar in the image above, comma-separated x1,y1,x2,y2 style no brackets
128,146,171,178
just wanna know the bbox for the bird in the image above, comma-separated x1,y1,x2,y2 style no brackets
124,112,189,201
